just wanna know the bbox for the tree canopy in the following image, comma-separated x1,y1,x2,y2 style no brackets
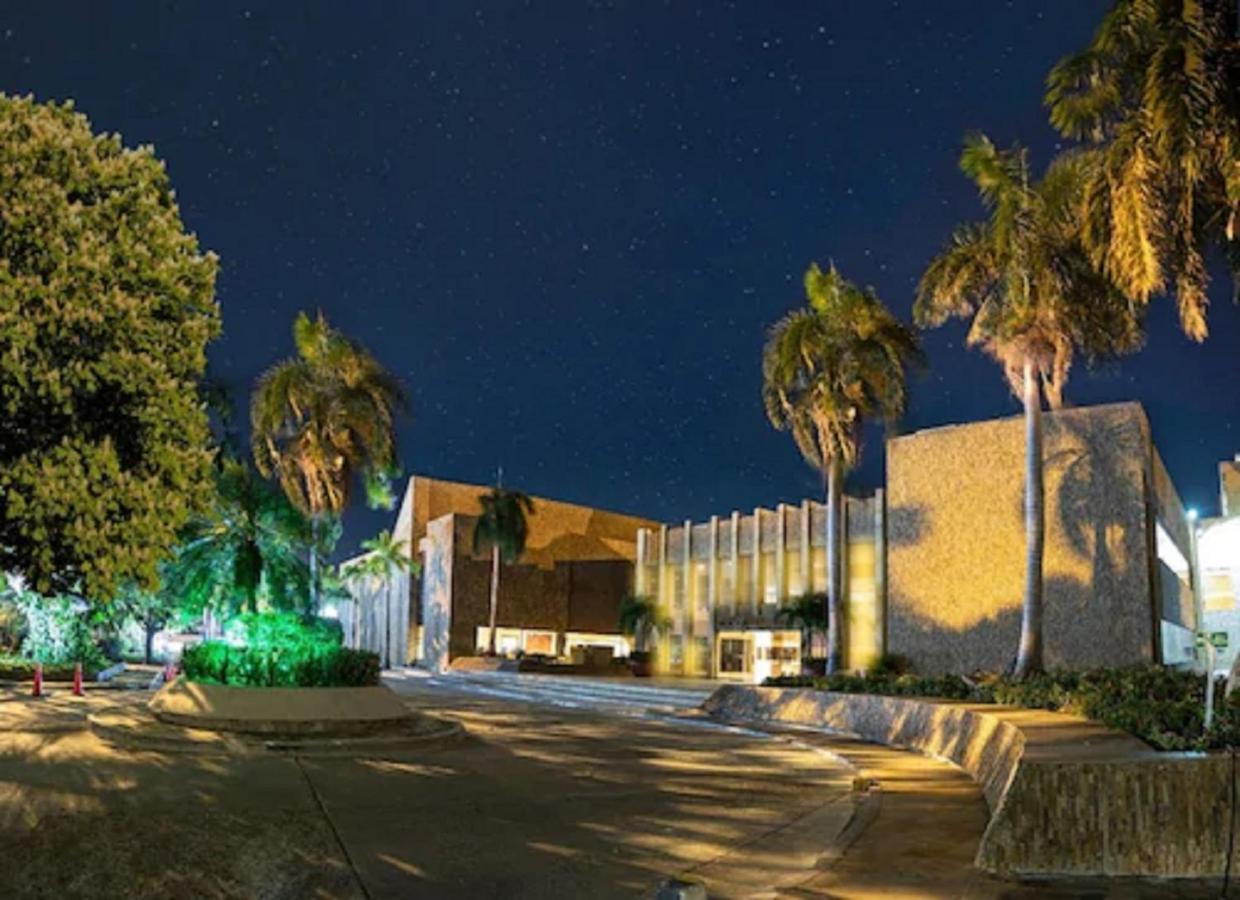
1045,0,1240,339
251,311,406,519
0,94,220,600
915,135,1142,403
161,457,312,617
762,262,921,475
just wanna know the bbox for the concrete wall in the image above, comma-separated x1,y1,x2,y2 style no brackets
705,685,1232,879
886,402,1161,673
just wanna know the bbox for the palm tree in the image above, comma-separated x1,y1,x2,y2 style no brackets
1045,0,1240,340
916,135,1142,677
776,592,828,664
472,486,535,656
348,530,419,582
763,263,921,674
162,457,311,618
251,312,407,611
618,593,670,654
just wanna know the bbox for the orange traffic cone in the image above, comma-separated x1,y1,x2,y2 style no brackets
32,662,42,698
72,661,83,697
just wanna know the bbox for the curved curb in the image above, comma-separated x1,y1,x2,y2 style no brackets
659,711,877,897
88,708,464,757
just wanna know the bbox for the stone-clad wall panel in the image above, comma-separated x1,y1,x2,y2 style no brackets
886,402,1156,673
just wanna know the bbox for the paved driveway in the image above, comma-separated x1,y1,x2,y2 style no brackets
0,677,856,899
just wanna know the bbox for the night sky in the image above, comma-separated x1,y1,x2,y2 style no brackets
4,2,1239,557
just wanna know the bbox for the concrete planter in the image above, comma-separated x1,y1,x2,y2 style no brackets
704,685,1234,879
149,678,416,737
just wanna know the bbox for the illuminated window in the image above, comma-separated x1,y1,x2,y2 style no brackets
1205,571,1236,612
811,548,827,593
762,553,778,605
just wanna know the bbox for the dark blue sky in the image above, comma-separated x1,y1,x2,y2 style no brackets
5,2,1238,555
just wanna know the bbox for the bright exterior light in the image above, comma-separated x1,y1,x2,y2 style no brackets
1187,508,1199,522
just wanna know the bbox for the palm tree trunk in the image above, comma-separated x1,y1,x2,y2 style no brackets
825,457,843,674
1014,359,1045,678
487,544,501,656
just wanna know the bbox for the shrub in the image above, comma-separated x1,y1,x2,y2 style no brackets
181,641,379,688
766,663,1240,752
866,653,912,677
225,611,343,654
0,654,101,682
14,594,106,669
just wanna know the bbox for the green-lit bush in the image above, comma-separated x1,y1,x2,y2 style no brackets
765,664,1240,751
181,641,379,688
225,611,343,654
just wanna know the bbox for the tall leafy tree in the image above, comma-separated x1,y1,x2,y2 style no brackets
472,487,535,656
763,263,921,674
916,135,1142,677
251,312,406,610
162,458,311,617
1046,0,1240,340
0,94,220,600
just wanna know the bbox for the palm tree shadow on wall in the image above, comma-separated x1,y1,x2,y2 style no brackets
1042,414,1147,666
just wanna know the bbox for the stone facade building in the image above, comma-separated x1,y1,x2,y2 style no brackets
638,402,1200,679
342,474,659,671
886,401,1197,673
634,497,884,680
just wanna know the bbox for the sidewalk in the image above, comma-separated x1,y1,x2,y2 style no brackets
744,721,1224,899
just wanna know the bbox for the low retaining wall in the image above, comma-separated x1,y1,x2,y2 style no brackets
150,678,415,737
704,685,1233,878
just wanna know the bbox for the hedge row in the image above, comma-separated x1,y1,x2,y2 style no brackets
181,641,380,688
0,654,100,682
765,665,1240,752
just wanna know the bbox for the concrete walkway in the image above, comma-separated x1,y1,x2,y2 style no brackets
732,719,1225,899
0,682,858,899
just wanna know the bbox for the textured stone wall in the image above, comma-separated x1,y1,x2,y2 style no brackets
442,514,634,660
705,685,1232,878
886,402,1158,673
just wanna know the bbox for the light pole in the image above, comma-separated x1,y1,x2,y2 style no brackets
1188,508,1216,731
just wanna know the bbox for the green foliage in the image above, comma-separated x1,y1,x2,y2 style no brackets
161,457,313,616
0,654,101,681
345,529,419,583
916,135,1143,406
776,593,828,636
0,94,220,601
11,593,106,668
866,652,912,677
766,664,1240,752
0,593,22,653
225,610,342,654
763,263,922,474
617,594,668,652
251,311,407,519
1045,0,1240,338
472,487,535,565
767,670,975,700
181,641,379,687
